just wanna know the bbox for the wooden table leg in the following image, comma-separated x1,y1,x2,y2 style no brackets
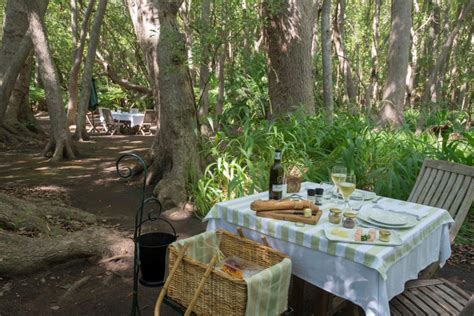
307,283,330,316
289,275,305,316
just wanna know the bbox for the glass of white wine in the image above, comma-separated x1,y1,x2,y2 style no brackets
337,174,356,211
331,165,347,200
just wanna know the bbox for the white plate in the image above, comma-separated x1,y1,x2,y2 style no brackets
323,225,402,246
369,211,407,225
358,208,418,229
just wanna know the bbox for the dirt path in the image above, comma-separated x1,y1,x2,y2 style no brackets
0,134,205,316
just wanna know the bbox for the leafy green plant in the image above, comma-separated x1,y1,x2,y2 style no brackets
190,112,473,218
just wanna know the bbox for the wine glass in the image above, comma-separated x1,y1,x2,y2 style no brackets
337,174,356,211
331,165,347,198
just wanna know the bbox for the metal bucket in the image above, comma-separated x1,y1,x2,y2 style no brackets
137,218,177,287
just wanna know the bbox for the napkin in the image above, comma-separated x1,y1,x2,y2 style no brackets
374,198,431,219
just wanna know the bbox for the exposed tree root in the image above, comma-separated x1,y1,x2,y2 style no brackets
0,192,132,276
42,136,78,162
0,192,96,235
0,227,131,276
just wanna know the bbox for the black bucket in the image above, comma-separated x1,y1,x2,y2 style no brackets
137,218,177,287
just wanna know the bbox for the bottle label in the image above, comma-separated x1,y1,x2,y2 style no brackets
274,152,281,160
272,184,283,192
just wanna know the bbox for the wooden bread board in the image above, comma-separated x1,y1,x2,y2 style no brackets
256,209,322,225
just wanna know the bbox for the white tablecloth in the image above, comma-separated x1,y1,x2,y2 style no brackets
111,112,144,127
205,182,453,316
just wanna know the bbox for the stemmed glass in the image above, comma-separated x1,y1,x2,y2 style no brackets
331,165,347,200
337,174,356,211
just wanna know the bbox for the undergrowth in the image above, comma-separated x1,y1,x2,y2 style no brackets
190,112,473,246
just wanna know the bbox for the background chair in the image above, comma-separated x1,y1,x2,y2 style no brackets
99,108,122,135
390,159,474,315
138,110,156,135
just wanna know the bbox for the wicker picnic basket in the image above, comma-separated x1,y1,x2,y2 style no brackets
166,229,289,316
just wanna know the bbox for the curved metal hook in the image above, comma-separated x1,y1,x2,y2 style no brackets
116,152,148,182
140,197,163,224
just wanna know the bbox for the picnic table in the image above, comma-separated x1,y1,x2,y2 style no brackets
204,182,454,316
111,111,145,127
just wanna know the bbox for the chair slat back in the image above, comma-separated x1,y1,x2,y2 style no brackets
100,108,114,124
409,159,474,241
142,110,156,124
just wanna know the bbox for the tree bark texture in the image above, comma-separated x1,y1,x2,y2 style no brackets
332,0,357,104
364,0,381,112
216,44,226,129
126,0,160,100
263,0,315,118
380,0,412,128
422,0,474,102
74,0,108,141
321,0,333,123
26,0,77,161
198,0,211,119
66,0,96,125
148,0,201,210
0,0,33,124
4,53,33,124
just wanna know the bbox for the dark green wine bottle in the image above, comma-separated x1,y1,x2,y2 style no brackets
269,149,284,200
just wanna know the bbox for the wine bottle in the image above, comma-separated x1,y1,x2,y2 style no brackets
269,149,284,200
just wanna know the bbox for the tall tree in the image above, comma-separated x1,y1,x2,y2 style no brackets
380,0,412,127
66,0,96,125
25,0,77,161
198,0,211,119
127,0,201,209
321,0,333,122
263,0,315,118
74,0,108,141
332,0,357,104
364,0,381,111
0,0,33,124
422,0,474,102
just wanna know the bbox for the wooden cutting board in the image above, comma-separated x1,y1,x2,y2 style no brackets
256,209,323,225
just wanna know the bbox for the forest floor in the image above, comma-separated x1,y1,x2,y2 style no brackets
0,115,472,316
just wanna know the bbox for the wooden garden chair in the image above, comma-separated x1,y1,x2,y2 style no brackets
389,159,474,315
99,107,122,135
138,110,156,135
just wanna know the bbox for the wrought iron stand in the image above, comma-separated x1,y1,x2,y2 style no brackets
116,153,166,316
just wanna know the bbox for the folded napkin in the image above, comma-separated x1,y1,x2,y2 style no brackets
375,198,431,219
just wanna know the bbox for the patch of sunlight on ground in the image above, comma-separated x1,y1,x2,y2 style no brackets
119,147,148,153
35,167,51,171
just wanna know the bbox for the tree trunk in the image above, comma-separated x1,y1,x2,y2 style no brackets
74,0,108,141
66,0,96,125
0,0,33,124
332,0,357,104
263,0,315,118
364,0,381,112
311,0,321,59
146,0,201,210
26,0,77,161
198,0,211,120
405,24,417,107
216,44,225,129
380,0,412,128
4,53,33,124
422,0,473,102
321,0,333,123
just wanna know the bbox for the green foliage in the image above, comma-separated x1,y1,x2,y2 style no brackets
191,113,473,218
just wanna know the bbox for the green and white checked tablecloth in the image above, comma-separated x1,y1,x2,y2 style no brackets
205,182,454,279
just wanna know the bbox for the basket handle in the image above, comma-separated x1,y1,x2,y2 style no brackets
236,227,271,248
184,254,218,316
154,244,188,316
